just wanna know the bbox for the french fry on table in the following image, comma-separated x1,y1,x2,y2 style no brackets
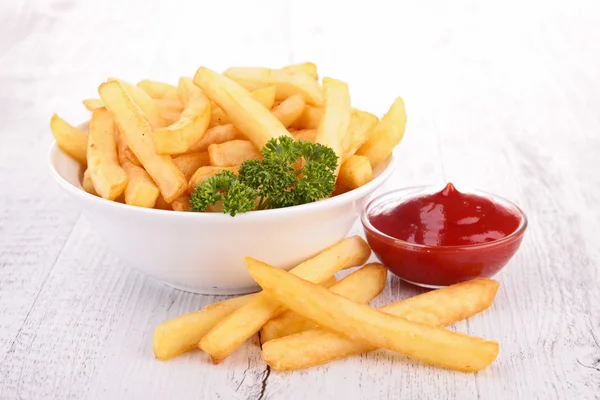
188,166,240,191
50,114,88,165
185,124,244,154
315,78,351,175
223,67,322,106
262,278,500,371
249,261,499,372
260,263,387,344
116,133,160,208
82,98,104,112
356,97,407,168
193,67,292,150
137,80,179,100
210,86,277,126
109,78,165,128
173,152,210,181
338,155,373,189
342,110,379,162
280,62,318,80
87,108,128,200
271,93,306,128
199,236,371,363
208,140,261,167
99,80,187,203
152,77,211,155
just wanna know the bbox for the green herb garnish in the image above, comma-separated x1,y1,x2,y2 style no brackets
189,136,338,216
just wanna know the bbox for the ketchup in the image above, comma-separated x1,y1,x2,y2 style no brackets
363,183,526,287
369,183,521,247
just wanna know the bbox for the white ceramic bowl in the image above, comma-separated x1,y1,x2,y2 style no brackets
48,141,395,295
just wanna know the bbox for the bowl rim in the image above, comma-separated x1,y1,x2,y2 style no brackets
48,141,396,220
361,184,528,251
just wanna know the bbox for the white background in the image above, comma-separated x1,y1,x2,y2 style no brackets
1,0,599,399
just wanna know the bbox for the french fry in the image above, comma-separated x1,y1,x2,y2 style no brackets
208,140,261,167
316,78,351,175
290,106,323,130
116,133,160,208
173,152,210,181
124,145,142,167
338,155,373,189
50,114,88,165
262,279,500,371
281,62,318,80
199,236,371,363
188,165,240,191
171,196,190,211
271,94,305,128
153,276,337,361
81,169,98,195
260,263,387,344
99,80,187,203
154,195,172,210
109,78,165,128
356,97,407,168
87,109,128,200
249,261,499,372
224,67,322,106
193,67,292,149
137,80,179,100
342,110,379,162
186,124,244,154
291,129,318,143
82,99,104,111
211,86,277,126
152,78,211,155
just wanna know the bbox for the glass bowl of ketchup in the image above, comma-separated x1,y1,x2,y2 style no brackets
361,183,527,288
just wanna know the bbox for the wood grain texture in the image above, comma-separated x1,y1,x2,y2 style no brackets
1,0,599,399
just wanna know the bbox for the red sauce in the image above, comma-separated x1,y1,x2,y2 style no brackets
369,183,521,247
363,183,526,287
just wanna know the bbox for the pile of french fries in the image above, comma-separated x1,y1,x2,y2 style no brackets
50,63,407,211
154,236,501,372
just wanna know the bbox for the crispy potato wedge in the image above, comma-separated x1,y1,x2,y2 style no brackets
224,67,322,106
87,109,128,200
281,62,318,80
173,152,210,181
342,110,379,162
99,80,187,202
152,77,211,155
262,279,500,371
137,80,179,100
211,86,277,126
186,124,244,154
357,97,407,167
291,129,318,143
50,114,88,165
338,155,373,189
194,67,292,149
188,165,240,191
199,236,371,363
82,98,104,111
316,78,351,175
109,78,165,128
81,169,98,195
260,263,387,343
290,106,323,130
249,261,499,372
116,133,160,208
208,140,261,167
271,93,305,128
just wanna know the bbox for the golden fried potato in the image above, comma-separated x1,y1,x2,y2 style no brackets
271,93,305,128
137,80,179,100
280,62,318,80
173,152,210,181
208,140,261,167
290,106,323,130
50,114,88,165
338,155,373,189
188,165,240,191
82,99,104,111
116,133,160,208
109,78,165,128
342,110,378,162
211,86,277,126
81,169,97,195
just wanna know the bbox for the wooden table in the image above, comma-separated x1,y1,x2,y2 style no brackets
1,1,598,398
